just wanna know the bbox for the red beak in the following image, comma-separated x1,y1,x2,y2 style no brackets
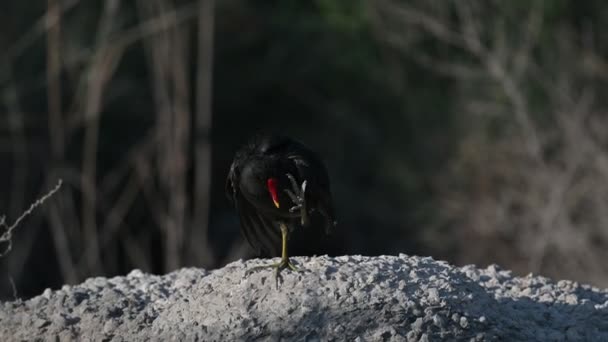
267,178,280,208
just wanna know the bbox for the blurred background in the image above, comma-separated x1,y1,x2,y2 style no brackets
2,0,608,300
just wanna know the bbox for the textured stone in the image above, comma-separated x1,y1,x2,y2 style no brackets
1,255,607,341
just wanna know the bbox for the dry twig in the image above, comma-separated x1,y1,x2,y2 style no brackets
0,179,63,257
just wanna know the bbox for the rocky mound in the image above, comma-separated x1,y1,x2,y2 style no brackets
1,255,607,341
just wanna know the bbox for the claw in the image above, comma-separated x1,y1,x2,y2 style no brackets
246,222,301,288
246,258,299,289
284,173,308,225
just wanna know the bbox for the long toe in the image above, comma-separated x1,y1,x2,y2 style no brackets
285,260,298,272
245,259,300,288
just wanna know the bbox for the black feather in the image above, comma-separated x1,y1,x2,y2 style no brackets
226,133,337,257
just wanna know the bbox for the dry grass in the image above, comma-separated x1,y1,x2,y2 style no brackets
0,179,63,257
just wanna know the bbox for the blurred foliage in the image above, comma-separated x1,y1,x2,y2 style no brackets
1,0,608,299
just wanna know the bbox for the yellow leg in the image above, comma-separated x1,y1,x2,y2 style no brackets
278,223,298,271
246,222,298,288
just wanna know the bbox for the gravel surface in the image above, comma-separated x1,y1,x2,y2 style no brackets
1,255,608,341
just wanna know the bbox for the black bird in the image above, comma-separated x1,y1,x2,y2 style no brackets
226,133,337,281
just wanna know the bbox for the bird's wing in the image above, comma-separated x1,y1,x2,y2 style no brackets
225,159,239,205
227,158,281,257
287,151,337,234
235,193,281,257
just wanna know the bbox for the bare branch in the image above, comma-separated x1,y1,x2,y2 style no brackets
8,276,18,301
80,0,121,276
192,0,215,267
47,0,65,160
0,0,81,84
0,179,63,257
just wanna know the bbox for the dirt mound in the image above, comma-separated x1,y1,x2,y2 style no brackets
1,255,607,341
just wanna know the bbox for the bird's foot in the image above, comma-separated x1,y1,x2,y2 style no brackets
246,258,299,288
284,173,308,225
